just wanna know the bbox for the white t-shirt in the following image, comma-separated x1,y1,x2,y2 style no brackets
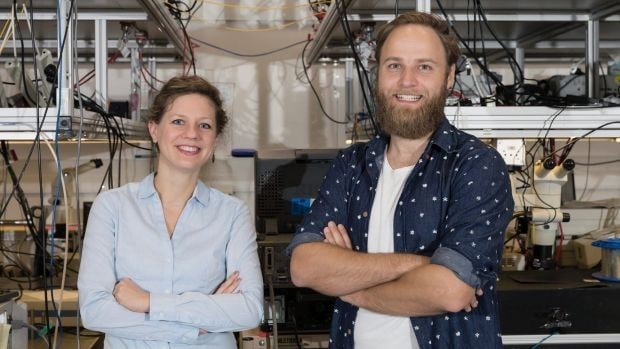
354,156,419,349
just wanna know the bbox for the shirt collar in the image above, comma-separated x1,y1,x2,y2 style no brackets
137,173,210,206
365,116,458,161
429,117,460,154
365,133,388,177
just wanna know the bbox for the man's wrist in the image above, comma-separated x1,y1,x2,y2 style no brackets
398,254,430,276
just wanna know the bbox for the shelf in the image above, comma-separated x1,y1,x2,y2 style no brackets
310,0,620,140
445,106,620,138
0,0,188,61
0,0,183,141
0,107,146,141
308,0,620,64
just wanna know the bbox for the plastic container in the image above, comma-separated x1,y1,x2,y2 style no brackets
592,237,620,282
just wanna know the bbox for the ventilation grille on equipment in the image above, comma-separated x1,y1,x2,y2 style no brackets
256,168,284,217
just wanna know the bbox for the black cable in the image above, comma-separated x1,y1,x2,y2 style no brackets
548,120,620,158
0,0,78,289
574,158,620,166
300,39,348,124
0,244,31,275
191,37,308,57
117,142,123,190
474,0,524,84
435,0,504,89
474,1,493,96
13,1,37,106
577,139,591,201
290,313,303,349
539,106,567,147
0,143,47,257
76,92,151,151
335,0,379,134
436,0,553,106
167,1,196,75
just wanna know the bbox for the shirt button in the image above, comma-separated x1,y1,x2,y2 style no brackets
362,211,368,217
166,257,171,263
159,312,164,317
424,154,430,160
164,289,171,294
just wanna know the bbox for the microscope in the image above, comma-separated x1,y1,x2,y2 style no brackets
526,158,575,269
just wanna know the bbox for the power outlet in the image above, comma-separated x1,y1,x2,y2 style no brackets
496,139,525,166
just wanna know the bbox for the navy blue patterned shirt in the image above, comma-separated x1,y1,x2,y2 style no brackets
288,118,514,349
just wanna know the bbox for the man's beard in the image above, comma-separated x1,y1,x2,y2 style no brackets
375,84,447,139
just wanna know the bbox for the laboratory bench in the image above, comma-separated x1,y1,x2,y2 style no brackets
498,269,620,348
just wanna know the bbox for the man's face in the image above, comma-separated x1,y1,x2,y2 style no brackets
375,24,455,139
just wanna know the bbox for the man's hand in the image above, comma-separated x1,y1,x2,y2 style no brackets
113,278,150,313
215,271,241,294
323,221,352,249
463,287,483,312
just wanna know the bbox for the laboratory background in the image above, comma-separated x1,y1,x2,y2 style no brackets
0,0,620,348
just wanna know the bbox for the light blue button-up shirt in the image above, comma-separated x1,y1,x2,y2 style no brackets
78,173,263,348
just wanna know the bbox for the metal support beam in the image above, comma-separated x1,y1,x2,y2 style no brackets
95,19,108,109
416,0,431,13
130,47,141,121
514,47,525,83
147,57,157,107
590,1,620,20
486,22,582,62
586,19,600,99
58,0,74,121
135,0,191,63
12,11,147,21
514,47,525,104
307,0,354,64
343,58,354,123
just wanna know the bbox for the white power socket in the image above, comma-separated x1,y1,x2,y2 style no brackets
496,139,525,166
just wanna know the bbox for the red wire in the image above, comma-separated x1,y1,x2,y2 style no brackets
141,67,159,91
77,48,122,86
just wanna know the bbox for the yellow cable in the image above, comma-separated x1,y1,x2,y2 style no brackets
0,18,9,40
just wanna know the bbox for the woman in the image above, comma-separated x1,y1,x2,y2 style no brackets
78,76,263,348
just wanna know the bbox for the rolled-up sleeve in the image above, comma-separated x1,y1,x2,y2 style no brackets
431,247,478,287
433,148,514,286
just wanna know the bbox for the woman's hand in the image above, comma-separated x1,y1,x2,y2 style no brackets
197,271,242,335
113,278,150,313
215,271,241,294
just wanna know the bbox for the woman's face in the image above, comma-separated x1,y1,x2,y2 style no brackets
148,93,218,175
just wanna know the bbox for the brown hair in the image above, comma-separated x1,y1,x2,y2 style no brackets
375,12,460,71
147,75,228,135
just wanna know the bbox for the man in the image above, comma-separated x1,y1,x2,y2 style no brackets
287,11,514,349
